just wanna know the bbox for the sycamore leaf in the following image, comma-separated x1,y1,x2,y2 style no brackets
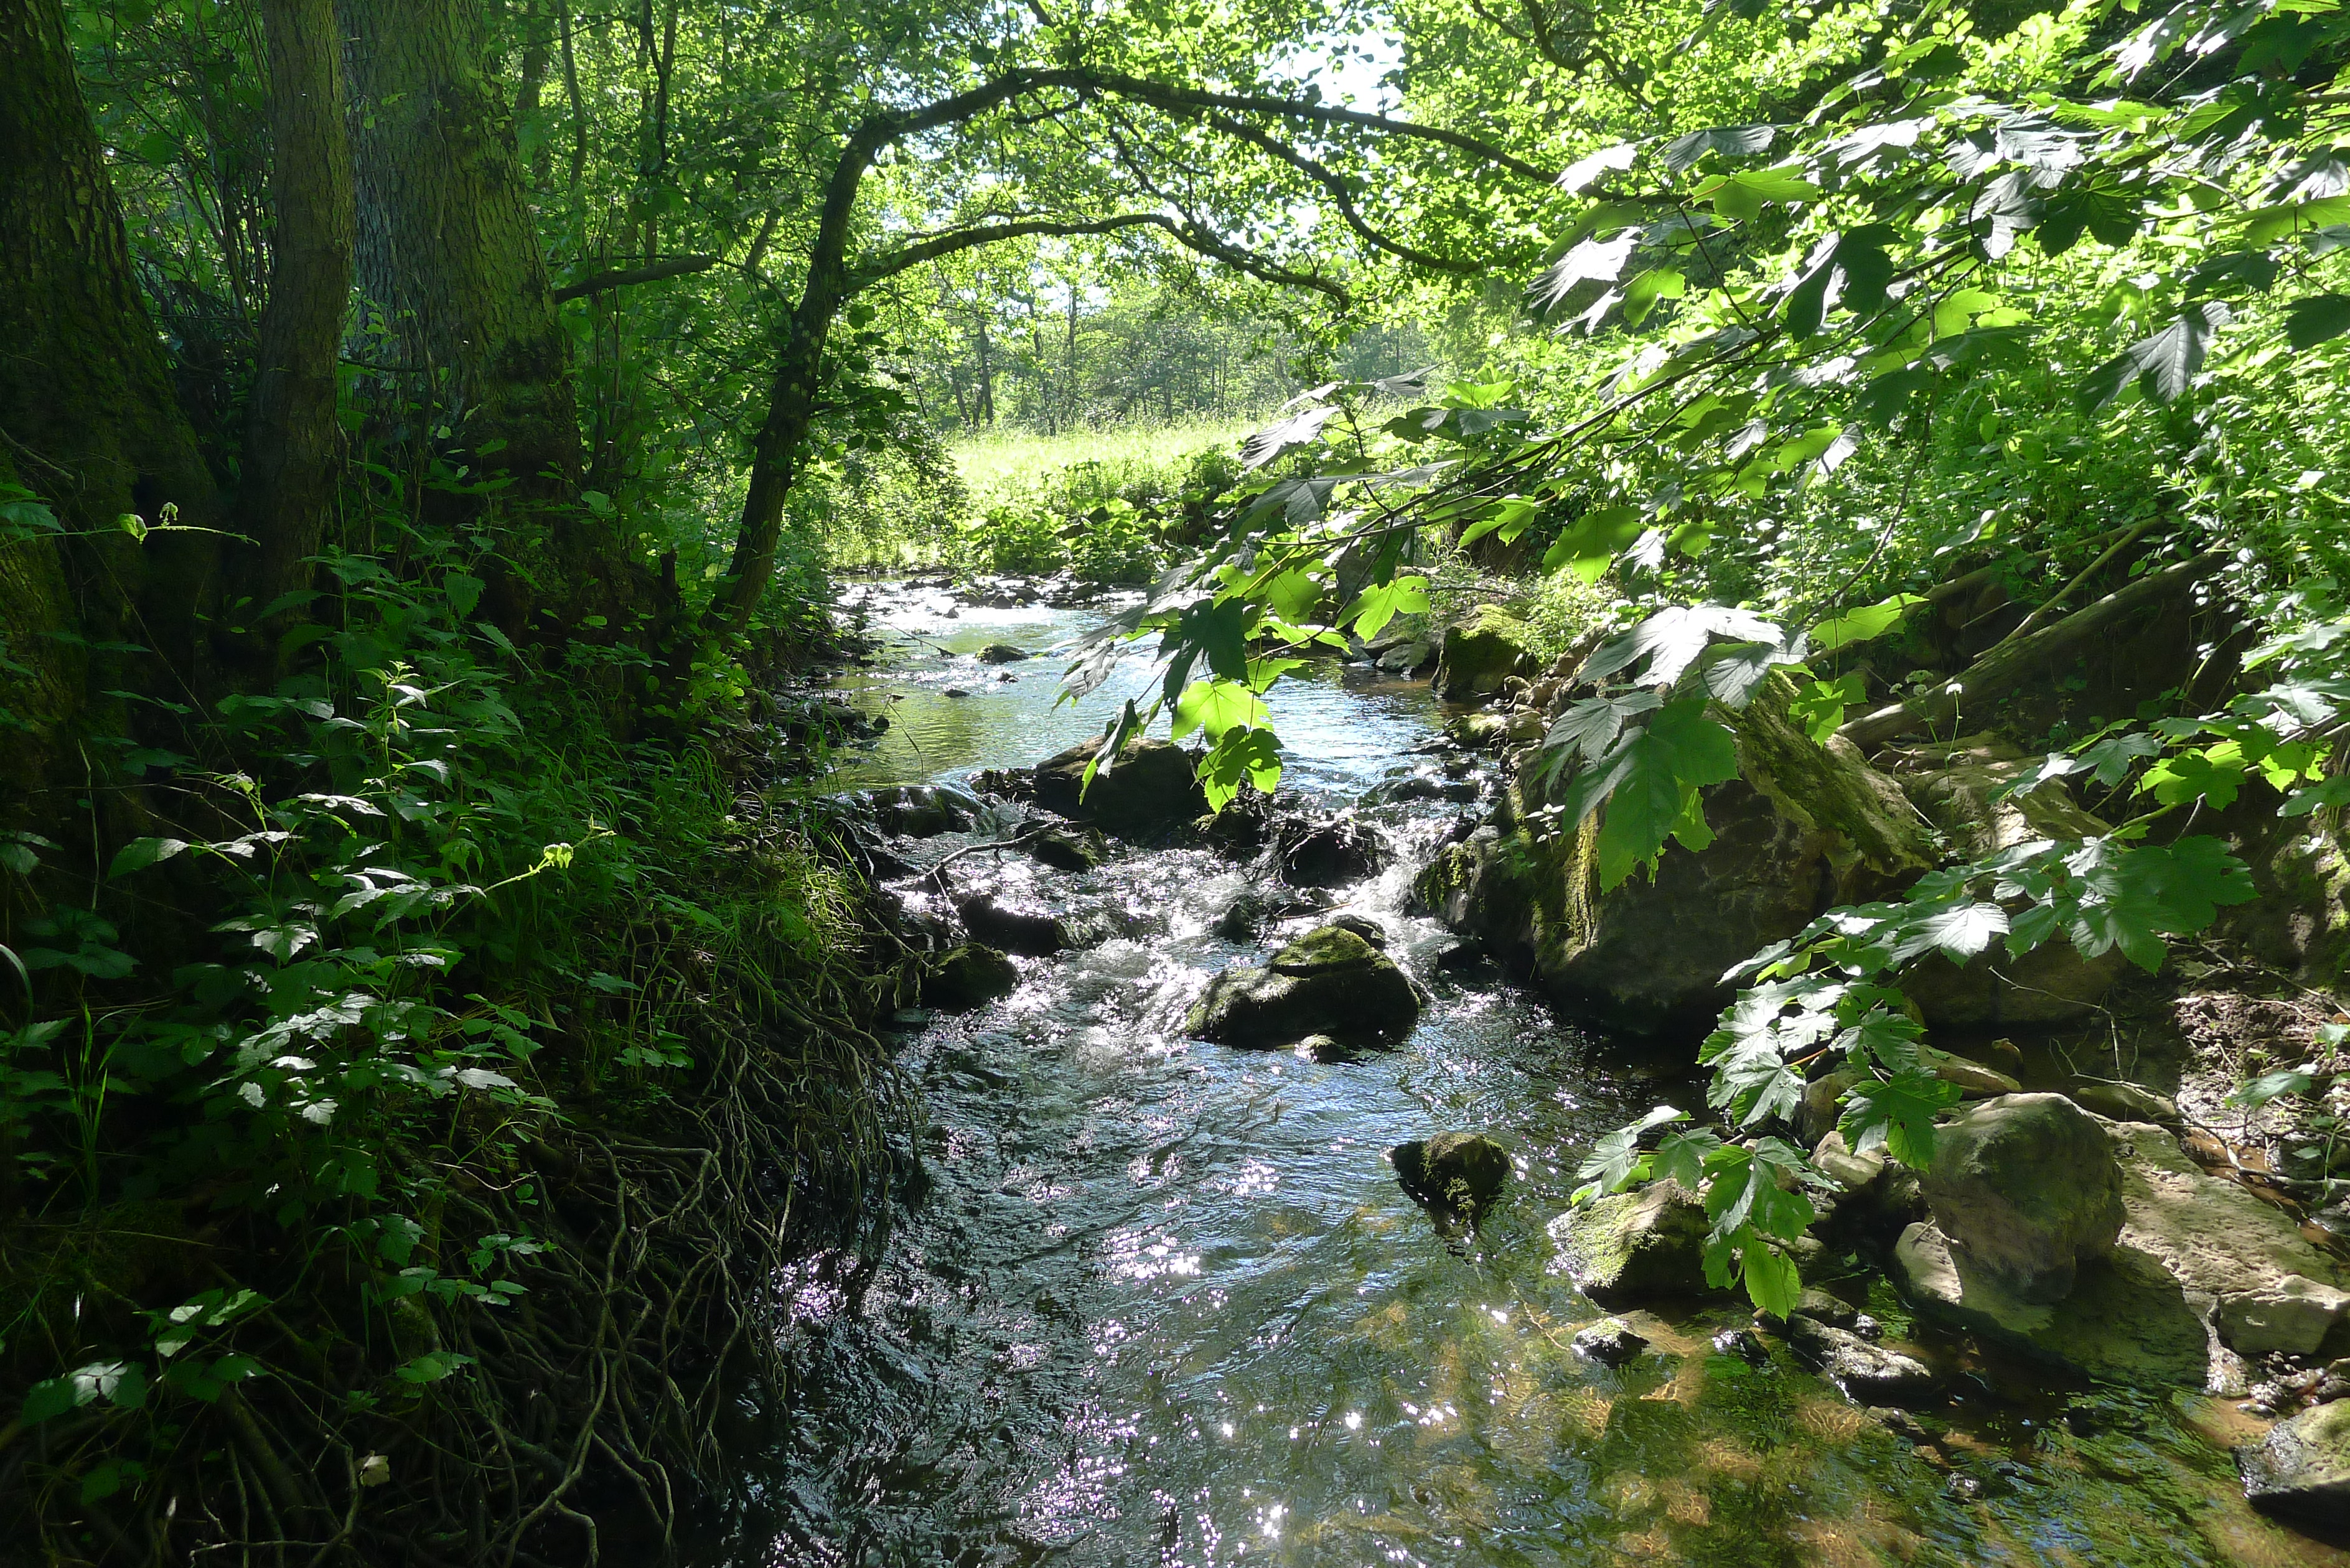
1542,505,1644,581
1738,1234,1803,1318
1892,901,2011,965
1574,1104,1687,1195
1590,701,1742,888
1578,604,1786,690
1839,1070,1960,1167
1171,679,1268,742
1558,141,1637,192
1240,404,1337,470
1197,726,1282,813
1789,673,1866,742
1340,576,1429,642
2289,293,2350,350
1543,689,1663,769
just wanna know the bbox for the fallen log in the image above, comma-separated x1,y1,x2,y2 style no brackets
1837,552,2222,750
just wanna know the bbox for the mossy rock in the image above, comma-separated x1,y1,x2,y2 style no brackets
1185,924,1419,1049
1392,1131,1511,1213
1432,604,1533,701
922,945,1019,1010
1550,1181,1721,1305
1031,736,1207,836
1418,674,1932,1028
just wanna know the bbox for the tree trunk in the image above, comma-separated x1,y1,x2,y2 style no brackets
340,0,579,496
242,0,355,612
0,0,221,863
710,296,838,634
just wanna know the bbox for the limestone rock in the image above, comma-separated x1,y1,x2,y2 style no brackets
1031,737,1207,836
2240,1399,2350,1521
1921,1093,2124,1302
1550,1182,1719,1305
1432,605,1533,701
1391,1132,1511,1214
1785,1315,1939,1405
2071,1081,2183,1129
2217,1275,2350,1358
1274,813,1387,887
863,782,983,838
1184,925,1419,1050
1415,676,1932,1028
2106,1119,2345,1303
921,945,1019,1011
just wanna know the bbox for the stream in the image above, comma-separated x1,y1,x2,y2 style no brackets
718,579,2349,1567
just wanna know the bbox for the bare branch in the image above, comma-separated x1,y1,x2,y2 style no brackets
1197,111,1490,275
551,254,718,302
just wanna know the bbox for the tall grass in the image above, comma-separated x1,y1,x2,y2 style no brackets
952,416,1256,506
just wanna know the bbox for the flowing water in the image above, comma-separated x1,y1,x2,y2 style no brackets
721,579,2348,1567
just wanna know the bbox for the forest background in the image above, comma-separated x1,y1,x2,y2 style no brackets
10,0,2350,1559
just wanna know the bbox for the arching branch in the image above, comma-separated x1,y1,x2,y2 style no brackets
1197,111,1489,275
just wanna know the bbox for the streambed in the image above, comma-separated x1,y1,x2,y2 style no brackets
718,580,2346,1567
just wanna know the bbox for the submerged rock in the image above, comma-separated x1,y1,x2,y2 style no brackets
1572,1318,1649,1366
1920,1093,2124,1302
1432,604,1534,701
1550,1182,1718,1305
1391,1132,1511,1214
922,945,1019,1010
1785,1315,1940,1405
2240,1399,2350,1521
1184,925,1419,1050
1273,813,1387,887
977,643,1029,664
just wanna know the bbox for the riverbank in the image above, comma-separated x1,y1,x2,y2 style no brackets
700,574,2349,1566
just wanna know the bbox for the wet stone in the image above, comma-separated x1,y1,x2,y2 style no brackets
2240,1398,2350,1521
1712,1327,1770,1364
920,945,1018,1011
1572,1318,1649,1366
1785,1315,1940,1406
977,643,1029,664
1390,1132,1510,1215
955,892,1069,957
1028,824,1109,873
1184,924,1420,1051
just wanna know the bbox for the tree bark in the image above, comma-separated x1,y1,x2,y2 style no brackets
243,0,355,611
340,0,579,496
0,0,221,856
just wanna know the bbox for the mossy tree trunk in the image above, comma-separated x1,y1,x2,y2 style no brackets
0,0,223,851
339,0,579,498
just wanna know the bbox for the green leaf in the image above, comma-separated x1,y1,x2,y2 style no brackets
1839,1071,1960,1167
1591,701,1741,888
1171,679,1268,743
1197,726,1282,813
1789,673,1866,742
2287,294,2350,350
1574,1104,1686,1195
1542,505,1644,581
1542,689,1662,768
107,837,190,880
1738,1234,1802,1318
1809,594,1923,653
1339,576,1429,642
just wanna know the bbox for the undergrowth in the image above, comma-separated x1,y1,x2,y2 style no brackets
0,502,914,1562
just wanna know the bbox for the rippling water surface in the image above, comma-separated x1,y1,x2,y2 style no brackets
715,582,2346,1567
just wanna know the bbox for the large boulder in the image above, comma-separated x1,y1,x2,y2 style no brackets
1416,676,1933,1028
1032,737,1207,836
2240,1399,2350,1521
1391,1132,1511,1215
1432,604,1533,701
1920,1093,2124,1302
1895,1117,2350,1385
1549,1182,1719,1305
1273,813,1387,887
2216,1275,2350,1358
1184,925,1419,1050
